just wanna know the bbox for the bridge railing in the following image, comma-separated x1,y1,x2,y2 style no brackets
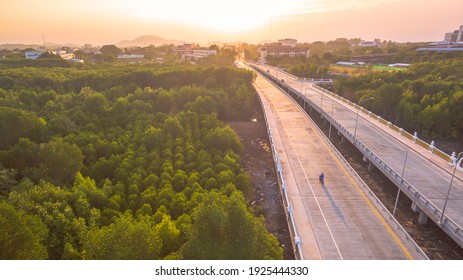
292,75,463,248
254,82,304,260
308,108,429,259
311,84,455,165
251,63,433,255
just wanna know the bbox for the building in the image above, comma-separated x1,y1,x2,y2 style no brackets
172,44,217,60
54,50,75,60
263,46,309,57
417,25,463,51
183,49,217,60
417,43,463,51
172,44,193,55
117,54,144,59
388,63,411,68
444,25,463,43
277,38,297,47
25,49,78,60
258,39,309,63
359,41,378,47
25,51,44,59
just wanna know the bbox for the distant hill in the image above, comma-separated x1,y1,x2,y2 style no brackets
0,42,81,50
115,35,184,47
0,44,42,50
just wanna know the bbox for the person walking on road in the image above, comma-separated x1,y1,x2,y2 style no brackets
319,172,325,185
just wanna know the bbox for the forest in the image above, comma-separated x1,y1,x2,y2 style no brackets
0,63,283,259
333,59,463,141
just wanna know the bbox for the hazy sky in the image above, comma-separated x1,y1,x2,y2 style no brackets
1,0,462,45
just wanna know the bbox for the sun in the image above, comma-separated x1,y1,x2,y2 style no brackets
133,0,303,33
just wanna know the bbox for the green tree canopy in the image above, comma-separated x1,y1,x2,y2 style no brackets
0,201,48,259
181,191,282,259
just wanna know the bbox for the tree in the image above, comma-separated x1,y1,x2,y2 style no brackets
100,45,123,57
181,192,282,259
0,107,46,149
0,166,17,196
204,126,243,153
37,139,84,185
82,212,162,259
38,52,61,59
162,116,184,138
0,201,48,259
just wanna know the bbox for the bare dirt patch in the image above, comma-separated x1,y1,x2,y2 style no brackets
228,114,294,260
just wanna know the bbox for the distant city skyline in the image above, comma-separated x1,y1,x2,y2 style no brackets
1,0,462,45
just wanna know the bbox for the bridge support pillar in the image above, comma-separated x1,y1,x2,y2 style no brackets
418,211,428,225
368,162,374,172
339,135,344,144
411,200,420,212
363,155,369,163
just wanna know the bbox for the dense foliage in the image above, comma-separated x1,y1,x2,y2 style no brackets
334,59,463,140
0,65,283,260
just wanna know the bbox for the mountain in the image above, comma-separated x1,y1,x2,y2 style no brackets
115,35,184,47
0,42,81,51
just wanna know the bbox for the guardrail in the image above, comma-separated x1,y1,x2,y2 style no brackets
307,104,429,259
254,83,304,260
311,84,455,166
251,63,432,256
254,63,428,259
251,63,463,249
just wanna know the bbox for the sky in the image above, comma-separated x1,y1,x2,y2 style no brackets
1,0,462,45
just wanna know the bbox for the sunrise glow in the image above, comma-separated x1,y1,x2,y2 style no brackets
1,0,462,45
132,0,302,33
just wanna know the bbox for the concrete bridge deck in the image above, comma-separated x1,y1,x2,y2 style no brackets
239,61,427,259
254,62,463,250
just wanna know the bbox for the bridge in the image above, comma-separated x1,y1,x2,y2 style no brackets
249,63,463,251
237,61,429,259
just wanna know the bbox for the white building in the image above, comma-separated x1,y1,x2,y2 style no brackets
336,61,356,66
172,44,217,60
25,51,44,59
359,41,378,47
117,54,144,59
25,49,76,60
259,46,309,62
444,25,463,43
258,39,309,62
388,63,411,68
183,49,217,60
56,51,75,60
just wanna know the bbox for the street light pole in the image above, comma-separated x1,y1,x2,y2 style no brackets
354,97,374,140
328,100,335,140
320,93,324,119
393,149,408,216
300,71,310,95
440,152,463,224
